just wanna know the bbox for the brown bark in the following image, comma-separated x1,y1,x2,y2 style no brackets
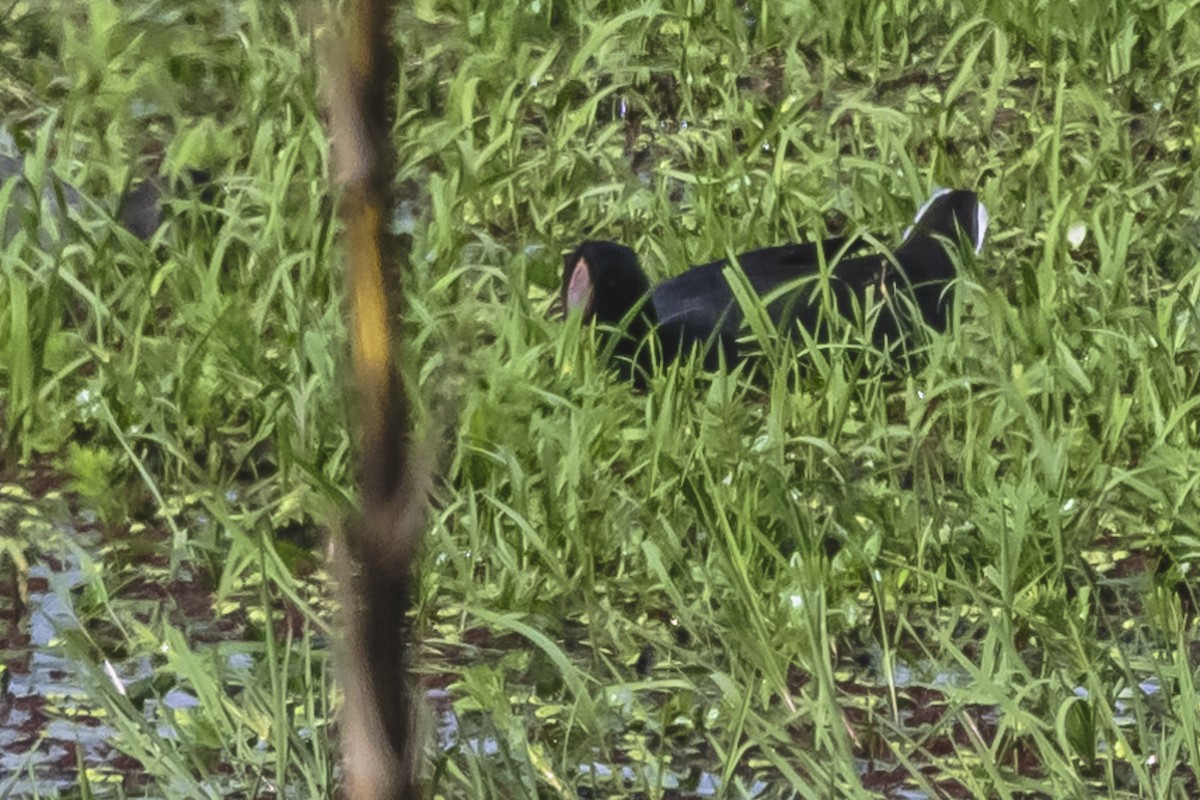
326,0,425,797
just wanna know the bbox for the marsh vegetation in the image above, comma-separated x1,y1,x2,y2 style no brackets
1,0,1199,797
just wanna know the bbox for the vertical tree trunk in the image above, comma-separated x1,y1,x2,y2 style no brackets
326,1,425,797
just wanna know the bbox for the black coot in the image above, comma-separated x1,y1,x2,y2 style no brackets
562,189,986,376
563,235,865,373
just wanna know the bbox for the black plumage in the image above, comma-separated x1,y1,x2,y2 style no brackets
562,189,987,377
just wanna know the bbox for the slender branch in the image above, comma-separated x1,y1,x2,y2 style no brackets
326,0,425,797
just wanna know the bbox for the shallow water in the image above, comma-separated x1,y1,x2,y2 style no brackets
1,529,133,794
2,476,1191,798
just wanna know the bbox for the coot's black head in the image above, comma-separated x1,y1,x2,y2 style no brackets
562,240,656,330
562,240,659,383
902,189,988,255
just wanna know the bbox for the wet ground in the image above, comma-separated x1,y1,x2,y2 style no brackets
2,472,1197,798
0,477,253,797
1,483,114,794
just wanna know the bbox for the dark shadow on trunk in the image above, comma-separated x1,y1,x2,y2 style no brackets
327,0,427,797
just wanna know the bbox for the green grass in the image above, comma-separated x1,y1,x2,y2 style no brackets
2,0,1199,797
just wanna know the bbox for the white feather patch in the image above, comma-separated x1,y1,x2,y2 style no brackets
902,188,989,254
974,201,989,254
